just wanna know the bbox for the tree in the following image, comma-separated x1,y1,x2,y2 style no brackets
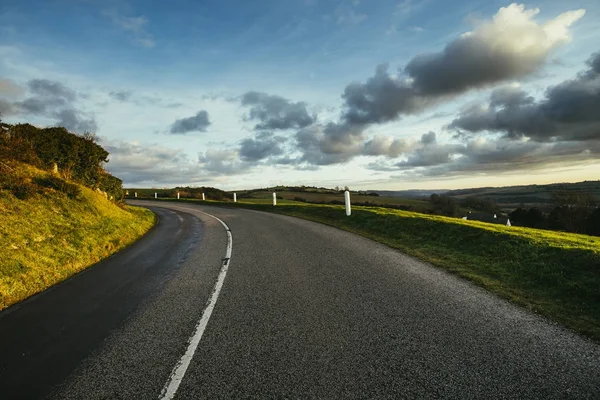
550,191,597,233
430,194,459,217
586,208,600,236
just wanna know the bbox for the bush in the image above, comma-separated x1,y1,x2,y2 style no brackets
34,176,81,199
12,182,37,200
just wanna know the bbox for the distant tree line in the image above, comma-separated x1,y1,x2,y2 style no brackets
427,191,600,236
0,122,123,201
429,194,501,218
509,191,600,236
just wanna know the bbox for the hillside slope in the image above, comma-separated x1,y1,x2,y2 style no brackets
0,161,155,311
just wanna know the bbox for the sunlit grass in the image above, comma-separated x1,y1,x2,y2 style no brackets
0,163,155,311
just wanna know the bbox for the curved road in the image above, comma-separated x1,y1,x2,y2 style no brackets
1,201,599,399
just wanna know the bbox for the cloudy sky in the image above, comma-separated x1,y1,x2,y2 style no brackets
1,0,599,190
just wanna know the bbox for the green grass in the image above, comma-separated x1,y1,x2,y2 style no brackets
0,162,156,311
156,197,600,341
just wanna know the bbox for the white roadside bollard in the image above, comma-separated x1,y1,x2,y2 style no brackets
233,193,237,203
273,192,277,206
177,192,180,200
135,192,137,198
155,192,157,199
344,190,351,216
202,193,205,201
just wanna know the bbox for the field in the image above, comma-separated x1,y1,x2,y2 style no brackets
125,186,432,212
153,197,600,342
0,162,156,311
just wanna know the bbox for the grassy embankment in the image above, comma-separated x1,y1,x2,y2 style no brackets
156,196,600,341
0,162,155,311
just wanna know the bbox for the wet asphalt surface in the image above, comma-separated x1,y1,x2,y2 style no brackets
1,200,599,399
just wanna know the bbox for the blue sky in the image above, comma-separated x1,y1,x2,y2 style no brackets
1,0,599,189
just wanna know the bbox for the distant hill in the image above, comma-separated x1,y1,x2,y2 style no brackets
373,189,449,199
443,181,600,210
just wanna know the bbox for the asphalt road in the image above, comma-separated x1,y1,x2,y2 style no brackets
1,201,599,399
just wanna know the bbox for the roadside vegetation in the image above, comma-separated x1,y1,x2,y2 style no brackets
0,122,155,311
150,196,600,341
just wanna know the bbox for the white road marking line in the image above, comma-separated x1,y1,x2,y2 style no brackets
159,206,232,400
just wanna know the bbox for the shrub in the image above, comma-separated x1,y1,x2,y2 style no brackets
12,182,37,200
34,176,81,199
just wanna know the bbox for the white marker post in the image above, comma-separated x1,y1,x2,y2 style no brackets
273,192,277,206
233,193,237,203
202,193,205,201
344,190,351,216
155,192,157,199
135,192,137,198
177,192,180,200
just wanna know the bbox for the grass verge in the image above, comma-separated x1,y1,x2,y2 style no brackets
158,198,600,341
0,163,155,311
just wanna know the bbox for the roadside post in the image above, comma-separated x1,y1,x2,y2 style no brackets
273,192,277,206
177,192,180,200
155,192,157,199
345,190,351,216
202,193,205,200
234,193,237,203
135,192,137,198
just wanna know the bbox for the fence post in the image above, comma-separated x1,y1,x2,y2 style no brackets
344,190,351,216
202,193,205,201
155,192,157,199
177,192,180,200
233,193,237,203
135,192,137,198
273,192,277,206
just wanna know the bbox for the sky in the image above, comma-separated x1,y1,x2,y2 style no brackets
0,0,599,190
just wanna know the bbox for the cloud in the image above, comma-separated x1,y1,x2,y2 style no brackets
198,148,249,175
28,79,76,101
368,134,600,176
239,131,286,162
102,139,205,185
340,4,585,125
0,78,24,98
109,90,133,102
169,110,211,134
362,135,412,157
103,9,155,48
54,108,98,133
395,132,464,168
449,51,600,142
405,4,584,95
1,78,97,133
241,91,316,131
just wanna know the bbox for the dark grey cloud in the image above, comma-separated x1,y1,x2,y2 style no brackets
109,90,133,102
369,133,600,177
28,79,76,102
294,122,365,165
1,78,97,133
341,64,430,125
241,91,316,130
449,52,600,142
239,131,286,162
169,110,211,134
54,109,98,133
396,132,463,168
339,5,584,126
198,148,249,175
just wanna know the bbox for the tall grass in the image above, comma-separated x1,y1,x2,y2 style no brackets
0,162,155,311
